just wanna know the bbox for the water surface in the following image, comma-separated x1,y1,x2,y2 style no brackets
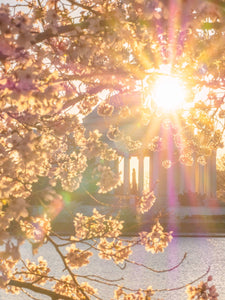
1,237,225,299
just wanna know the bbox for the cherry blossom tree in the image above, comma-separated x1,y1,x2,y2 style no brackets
0,0,223,299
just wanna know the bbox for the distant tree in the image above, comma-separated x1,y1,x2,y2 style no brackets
0,0,222,299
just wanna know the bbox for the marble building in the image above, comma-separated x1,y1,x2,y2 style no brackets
84,92,217,207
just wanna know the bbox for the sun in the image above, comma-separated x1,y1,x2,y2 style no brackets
151,74,186,111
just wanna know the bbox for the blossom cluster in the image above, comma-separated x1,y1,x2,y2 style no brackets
97,101,114,117
49,151,87,192
162,159,172,169
197,155,207,166
20,256,50,285
65,244,93,269
96,164,122,193
97,238,132,264
84,130,118,161
179,154,194,166
107,125,122,141
114,286,155,300
139,221,173,253
73,208,123,239
122,135,142,152
119,106,131,119
148,136,162,152
20,216,51,242
186,276,219,300
0,259,15,288
136,191,156,214
53,275,97,299
78,94,99,116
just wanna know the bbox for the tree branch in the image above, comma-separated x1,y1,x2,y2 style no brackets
32,24,81,44
8,279,73,300
47,236,90,300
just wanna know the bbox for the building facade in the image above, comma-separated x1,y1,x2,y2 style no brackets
84,92,217,207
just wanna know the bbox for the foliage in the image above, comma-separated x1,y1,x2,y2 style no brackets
178,191,206,206
0,0,223,299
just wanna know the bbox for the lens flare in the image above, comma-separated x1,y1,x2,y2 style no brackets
152,75,186,111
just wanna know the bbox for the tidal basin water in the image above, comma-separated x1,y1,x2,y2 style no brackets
1,237,225,300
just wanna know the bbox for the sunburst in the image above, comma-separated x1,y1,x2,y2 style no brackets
151,74,186,111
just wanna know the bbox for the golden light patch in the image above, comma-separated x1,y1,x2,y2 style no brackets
152,74,186,111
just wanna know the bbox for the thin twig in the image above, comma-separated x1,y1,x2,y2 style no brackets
125,252,187,273
154,266,211,292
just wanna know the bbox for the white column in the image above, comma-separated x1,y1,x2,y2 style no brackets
204,157,211,197
211,151,217,198
173,162,180,204
199,165,205,194
191,157,196,192
195,162,200,193
149,154,153,191
124,153,130,195
143,156,150,192
151,151,159,196
179,164,185,194
138,155,144,196
109,160,115,194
